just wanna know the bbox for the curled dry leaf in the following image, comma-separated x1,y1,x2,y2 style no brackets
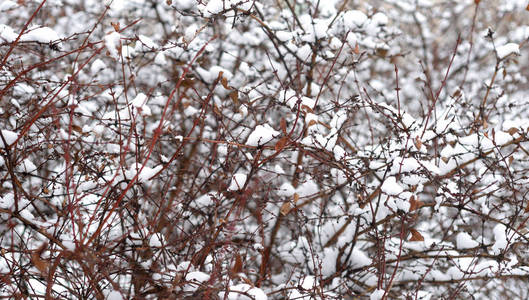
307,119,317,127
231,253,243,274
280,201,292,216
275,136,288,152
409,195,424,212
229,90,239,106
111,22,120,32
221,76,230,90
409,229,424,242
414,136,422,150
280,118,287,134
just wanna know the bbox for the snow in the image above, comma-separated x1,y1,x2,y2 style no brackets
131,93,152,116
496,42,520,59
21,27,62,46
492,224,507,254
0,193,14,210
381,176,404,195
0,1,17,11
0,24,17,42
246,124,280,146
228,173,247,191
343,10,368,29
184,271,210,292
370,289,385,300
219,284,268,300
456,232,479,249
104,31,121,59
149,234,163,247
0,130,18,147
203,0,225,17
106,290,124,300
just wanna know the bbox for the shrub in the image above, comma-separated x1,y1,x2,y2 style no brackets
0,0,528,299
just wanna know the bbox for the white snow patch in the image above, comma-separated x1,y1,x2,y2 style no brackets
0,130,18,147
105,31,121,59
228,173,247,191
496,42,520,59
492,224,507,254
343,10,368,29
184,271,210,292
456,232,479,249
106,290,124,300
246,124,280,146
21,26,62,48
0,24,17,42
381,176,403,195
219,284,268,300
370,289,385,300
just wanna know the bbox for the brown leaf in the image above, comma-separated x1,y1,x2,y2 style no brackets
31,243,49,275
507,127,519,136
221,76,230,90
353,43,360,54
293,193,299,204
166,0,172,5
275,136,288,152
307,119,317,127
229,90,239,106
280,201,292,216
475,0,480,4
213,104,221,116
414,136,422,150
409,195,424,212
71,125,83,134
301,104,313,113
409,229,424,242
231,253,243,274
280,118,287,134
111,22,120,32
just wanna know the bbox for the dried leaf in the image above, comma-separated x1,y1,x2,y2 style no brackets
31,243,49,275
475,0,480,4
213,104,221,116
221,76,230,90
441,156,449,163
301,104,313,113
414,136,422,150
166,0,172,5
376,48,388,57
409,195,425,212
482,118,488,129
409,229,424,242
508,155,514,165
280,201,292,216
507,127,518,136
275,136,288,152
293,193,299,204
229,90,239,106
231,253,243,274
71,125,83,134
280,118,287,134
307,119,317,127
111,22,120,32
353,43,360,54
